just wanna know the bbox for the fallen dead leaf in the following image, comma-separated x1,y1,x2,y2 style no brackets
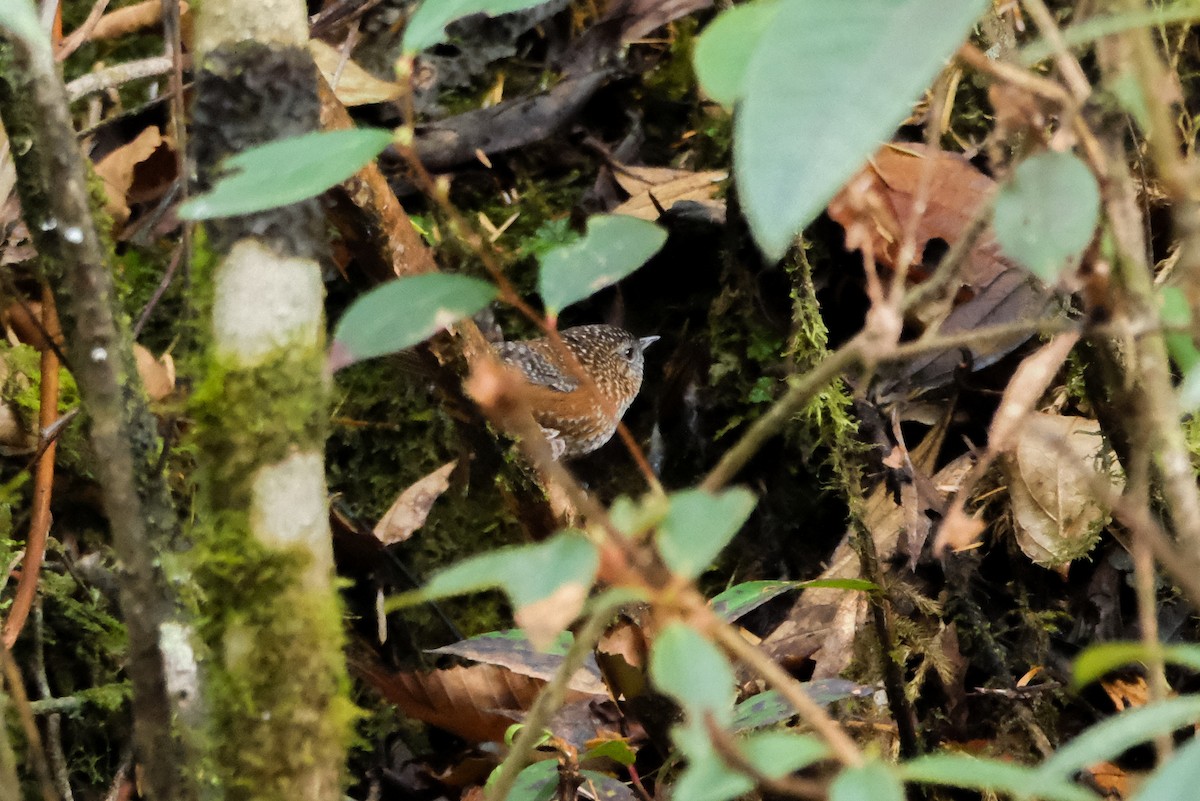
311,40,404,107
93,126,171,226
372,460,456,545
1004,413,1121,568
352,657,601,743
134,344,175,401
828,142,1009,290
611,163,726,221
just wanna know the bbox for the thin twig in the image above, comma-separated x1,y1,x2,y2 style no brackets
3,290,60,648
486,592,629,801
0,640,59,801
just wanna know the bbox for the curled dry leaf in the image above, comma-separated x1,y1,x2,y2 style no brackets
310,40,404,107
610,163,727,221
1003,413,1122,569
352,658,601,743
93,126,175,226
134,344,175,401
827,142,1009,290
372,460,456,545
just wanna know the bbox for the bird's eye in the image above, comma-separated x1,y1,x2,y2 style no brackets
621,345,636,360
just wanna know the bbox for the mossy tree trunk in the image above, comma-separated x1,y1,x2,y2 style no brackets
0,23,203,801
188,2,351,800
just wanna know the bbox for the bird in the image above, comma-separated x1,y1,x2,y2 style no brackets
492,324,659,459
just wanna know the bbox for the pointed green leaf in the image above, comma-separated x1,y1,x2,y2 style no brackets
993,151,1101,282
903,754,1100,801
692,0,782,107
1041,697,1200,780
1074,642,1200,689
178,128,394,220
650,623,736,724
830,761,905,801
403,0,553,54
537,215,667,317
330,273,497,370
405,531,598,610
1132,735,1200,801
743,731,829,774
735,0,988,259
711,578,877,621
656,488,756,579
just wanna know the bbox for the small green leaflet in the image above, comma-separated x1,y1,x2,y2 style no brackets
993,150,1101,283
329,273,497,371
178,128,393,220
902,754,1100,801
830,761,905,801
730,0,988,259
649,623,737,724
387,530,598,612
403,0,552,54
1074,641,1200,689
656,488,756,579
537,215,667,318
692,0,782,108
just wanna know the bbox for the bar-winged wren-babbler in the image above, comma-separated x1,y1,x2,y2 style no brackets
492,324,658,459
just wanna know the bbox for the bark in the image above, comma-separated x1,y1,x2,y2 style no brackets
189,3,351,799
0,30,201,801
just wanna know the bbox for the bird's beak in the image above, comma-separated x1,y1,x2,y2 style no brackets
639,335,660,351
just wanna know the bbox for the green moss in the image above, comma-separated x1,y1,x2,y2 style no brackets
326,359,527,647
190,509,354,801
191,347,326,507
2,343,93,478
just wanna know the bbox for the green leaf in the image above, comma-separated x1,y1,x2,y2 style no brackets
830,761,905,801
1040,697,1200,780
0,0,47,55
710,580,801,621
581,739,637,766
656,488,756,579
495,759,557,801
742,731,829,774
1074,642,1200,688
993,151,1101,282
178,128,393,220
735,0,988,259
732,681,867,730
388,531,598,647
414,531,598,609
403,0,552,54
650,623,736,724
666,728,826,801
903,754,1100,801
692,0,782,108
1020,3,1200,65
537,215,667,317
330,273,497,370
1132,735,1200,801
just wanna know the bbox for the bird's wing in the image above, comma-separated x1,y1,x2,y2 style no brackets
493,343,579,393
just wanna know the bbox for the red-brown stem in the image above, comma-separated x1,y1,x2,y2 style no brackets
3,289,60,648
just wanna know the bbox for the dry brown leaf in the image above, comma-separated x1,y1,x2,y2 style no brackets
93,127,169,226
611,163,726,221
310,40,403,107
87,0,188,41
614,0,715,42
1004,413,1121,568
353,659,599,743
514,581,588,651
134,344,174,401
828,143,1009,290
429,631,607,694
372,460,456,545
